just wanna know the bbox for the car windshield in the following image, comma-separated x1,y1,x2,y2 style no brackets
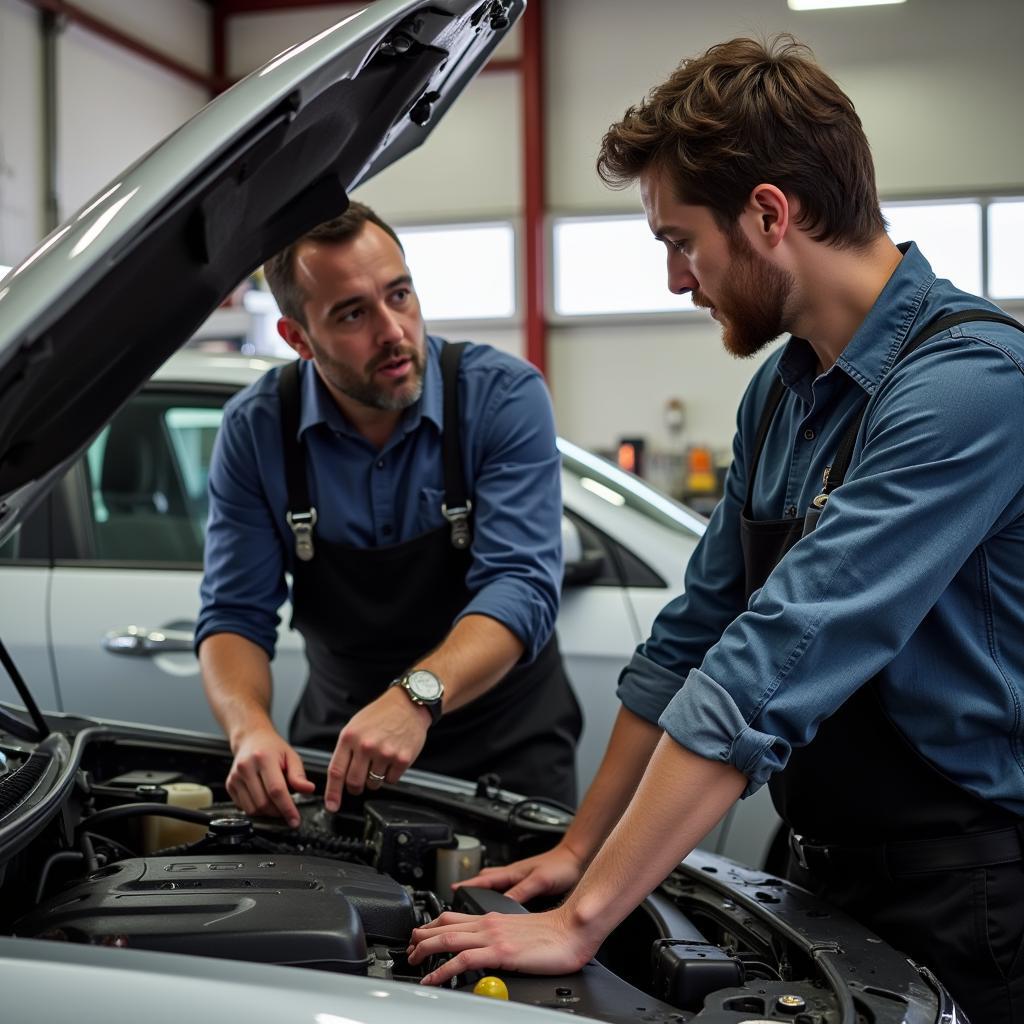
557,437,706,539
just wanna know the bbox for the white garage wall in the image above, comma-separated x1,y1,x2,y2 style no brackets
0,0,209,264
546,0,1024,214
57,19,209,220
549,319,766,456
2,0,1022,456
542,0,1024,455
68,0,210,76
0,0,44,265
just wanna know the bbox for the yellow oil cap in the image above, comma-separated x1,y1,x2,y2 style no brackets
472,976,509,1000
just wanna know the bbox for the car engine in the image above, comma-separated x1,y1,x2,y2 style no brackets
0,724,955,1024
18,794,475,978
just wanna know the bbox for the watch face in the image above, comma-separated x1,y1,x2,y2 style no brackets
407,670,443,702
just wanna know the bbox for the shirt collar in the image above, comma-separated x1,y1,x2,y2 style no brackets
295,334,445,441
777,241,936,397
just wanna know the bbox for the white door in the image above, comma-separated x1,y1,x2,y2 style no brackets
0,558,62,713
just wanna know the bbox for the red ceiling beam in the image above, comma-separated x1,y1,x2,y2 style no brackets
520,0,547,376
212,0,353,12
480,57,521,74
20,0,225,93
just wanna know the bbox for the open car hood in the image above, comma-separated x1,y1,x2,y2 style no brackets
0,0,523,542
0,709,962,1023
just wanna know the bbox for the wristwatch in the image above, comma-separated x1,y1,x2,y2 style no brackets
390,669,445,724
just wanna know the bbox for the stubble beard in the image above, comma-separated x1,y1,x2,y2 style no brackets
309,334,426,412
692,230,795,359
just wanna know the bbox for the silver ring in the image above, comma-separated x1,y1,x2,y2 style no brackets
367,770,387,783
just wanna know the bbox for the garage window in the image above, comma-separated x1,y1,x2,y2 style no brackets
227,222,518,353
552,215,695,316
881,200,982,295
988,200,1024,300
397,222,516,321
550,196,1022,317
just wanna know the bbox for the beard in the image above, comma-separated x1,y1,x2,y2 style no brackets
308,334,426,412
692,230,794,359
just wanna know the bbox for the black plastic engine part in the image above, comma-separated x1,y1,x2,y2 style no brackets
699,981,835,1022
450,887,686,1021
452,884,529,916
363,800,456,884
650,938,744,1010
16,853,416,972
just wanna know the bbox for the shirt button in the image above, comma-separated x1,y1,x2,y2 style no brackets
786,505,798,518
803,428,815,441
382,524,393,537
376,460,385,469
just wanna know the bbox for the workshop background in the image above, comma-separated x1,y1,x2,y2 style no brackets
1,0,1022,504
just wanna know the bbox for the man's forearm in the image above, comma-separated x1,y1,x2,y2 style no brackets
566,735,747,935
414,613,524,714
199,633,276,749
561,706,662,863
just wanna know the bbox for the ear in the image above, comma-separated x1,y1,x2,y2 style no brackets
746,184,790,248
276,317,315,360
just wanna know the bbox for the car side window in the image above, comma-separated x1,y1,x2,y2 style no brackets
0,529,19,562
0,501,54,564
83,392,226,566
563,509,665,589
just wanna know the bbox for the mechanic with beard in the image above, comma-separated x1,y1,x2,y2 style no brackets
408,37,1024,1021
196,202,581,826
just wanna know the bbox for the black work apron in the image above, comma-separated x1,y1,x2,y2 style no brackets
276,345,581,805
741,311,1024,1021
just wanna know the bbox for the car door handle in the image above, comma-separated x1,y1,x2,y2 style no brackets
103,626,195,656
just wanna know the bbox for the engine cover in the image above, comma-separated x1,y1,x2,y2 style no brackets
17,854,416,973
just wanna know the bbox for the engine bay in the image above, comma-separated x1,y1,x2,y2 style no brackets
0,722,952,1024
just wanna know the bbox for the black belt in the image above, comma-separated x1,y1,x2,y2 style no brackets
789,825,1024,879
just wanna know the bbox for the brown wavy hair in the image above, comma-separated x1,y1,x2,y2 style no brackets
597,35,885,248
264,201,404,326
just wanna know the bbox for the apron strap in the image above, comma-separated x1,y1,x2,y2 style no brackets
278,360,317,562
440,341,473,550
743,373,787,518
276,346,475,560
820,309,1024,499
746,311,1024,516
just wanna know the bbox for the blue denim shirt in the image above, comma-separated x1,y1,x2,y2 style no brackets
618,243,1024,814
196,335,563,662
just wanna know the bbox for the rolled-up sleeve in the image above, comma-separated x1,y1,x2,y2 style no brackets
456,366,562,661
616,376,755,723
659,335,1024,794
195,397,288,658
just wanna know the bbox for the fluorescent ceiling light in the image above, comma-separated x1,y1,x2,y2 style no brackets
788,0,905,9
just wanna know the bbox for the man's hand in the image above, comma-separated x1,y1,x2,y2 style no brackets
200,634,312,824
407,906,599,986
324,687,430,811
453,842,585,903
414,736,749,988
227,725,315,828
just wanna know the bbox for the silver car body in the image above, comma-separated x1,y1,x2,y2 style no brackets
0,346,780,867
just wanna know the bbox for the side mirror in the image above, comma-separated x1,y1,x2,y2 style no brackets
562,515,605,588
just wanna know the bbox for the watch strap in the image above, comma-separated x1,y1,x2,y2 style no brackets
390,673,444,725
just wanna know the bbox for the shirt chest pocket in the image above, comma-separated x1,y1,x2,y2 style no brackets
417,487,447,535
